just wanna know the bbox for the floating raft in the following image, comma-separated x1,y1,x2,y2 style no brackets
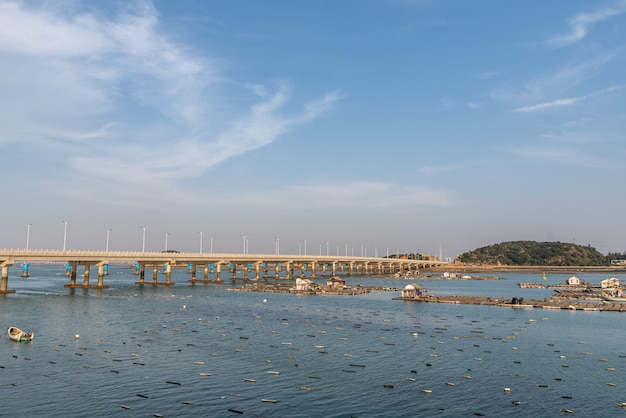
393,296,626,312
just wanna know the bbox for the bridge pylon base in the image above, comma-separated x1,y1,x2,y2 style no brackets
64,284,111,289
135,281,175,286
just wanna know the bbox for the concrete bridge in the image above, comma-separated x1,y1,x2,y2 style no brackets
0,249,447,294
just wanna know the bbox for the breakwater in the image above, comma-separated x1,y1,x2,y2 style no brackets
394,295,626,312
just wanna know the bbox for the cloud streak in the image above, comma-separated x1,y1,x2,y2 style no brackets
0,1,341,201
512,84,626,112
549,1,626,46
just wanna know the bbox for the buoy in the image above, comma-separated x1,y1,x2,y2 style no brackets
74,334,80,339
504,388,510,392
263,299,267,303
421,389,432,394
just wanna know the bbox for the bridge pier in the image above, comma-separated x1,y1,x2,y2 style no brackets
1,263,16,294
135,263,175,286
64,262,110,289
21,263,29,278
254,262,261,280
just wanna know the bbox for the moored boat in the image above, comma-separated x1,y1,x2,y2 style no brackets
7,326,34,342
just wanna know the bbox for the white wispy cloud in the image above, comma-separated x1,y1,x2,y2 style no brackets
549,1,626,46
512,84,626,112
512,145,607,168
513,97,582,113
0,1,342,201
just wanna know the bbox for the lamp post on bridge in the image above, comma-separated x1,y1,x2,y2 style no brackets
210,236,214,254
62,220,68,251
199,232,203,253
165,233,170,252
26,223,32,251
275,237,279,255
106,228,112,252
140,226,146,252
242,234,246,254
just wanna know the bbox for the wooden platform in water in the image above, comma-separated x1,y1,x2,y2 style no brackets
393,295,626,312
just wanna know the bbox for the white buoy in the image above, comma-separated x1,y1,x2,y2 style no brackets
263,299,267,303
74,334,80,339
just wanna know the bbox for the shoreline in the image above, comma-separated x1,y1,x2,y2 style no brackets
427,264,626,274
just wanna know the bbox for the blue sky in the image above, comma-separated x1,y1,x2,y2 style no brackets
1,0,625,259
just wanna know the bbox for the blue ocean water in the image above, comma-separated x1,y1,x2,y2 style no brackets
1,266,625,417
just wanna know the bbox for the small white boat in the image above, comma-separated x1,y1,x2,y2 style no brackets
8,326,34,342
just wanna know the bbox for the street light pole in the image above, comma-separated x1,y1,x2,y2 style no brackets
199,232,203,253
26,224,32,250
165,233,170,252
106,228,112,252
275,237,280,255
62,220,68,251
140,227,146,252
210,236,214,254
242,235,246,254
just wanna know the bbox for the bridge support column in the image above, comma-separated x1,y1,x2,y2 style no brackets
190,264,197,281
70,262,78,285
152,265,159,283
264,264,269,279
231,264,237,280
215,263,222,281
255,263,261,280
275,263,280,278
349,262,354,276
204,265,209,280
1,263,15,294
165,264,172,282
97,265,105,287
83,265,90,287
21,263,29,278
331,262,336,276
311,262,316,278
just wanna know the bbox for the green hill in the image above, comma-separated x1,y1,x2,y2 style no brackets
457,241,608,266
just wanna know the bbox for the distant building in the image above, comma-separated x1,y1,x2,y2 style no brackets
567,276,581,286
401,283,427,298
326,277,346,289
600,277,620,289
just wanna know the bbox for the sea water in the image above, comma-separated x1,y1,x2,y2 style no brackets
1,266,625,417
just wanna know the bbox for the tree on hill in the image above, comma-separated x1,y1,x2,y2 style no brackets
457,241,608,266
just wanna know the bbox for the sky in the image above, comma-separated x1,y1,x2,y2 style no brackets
1,0,625,260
